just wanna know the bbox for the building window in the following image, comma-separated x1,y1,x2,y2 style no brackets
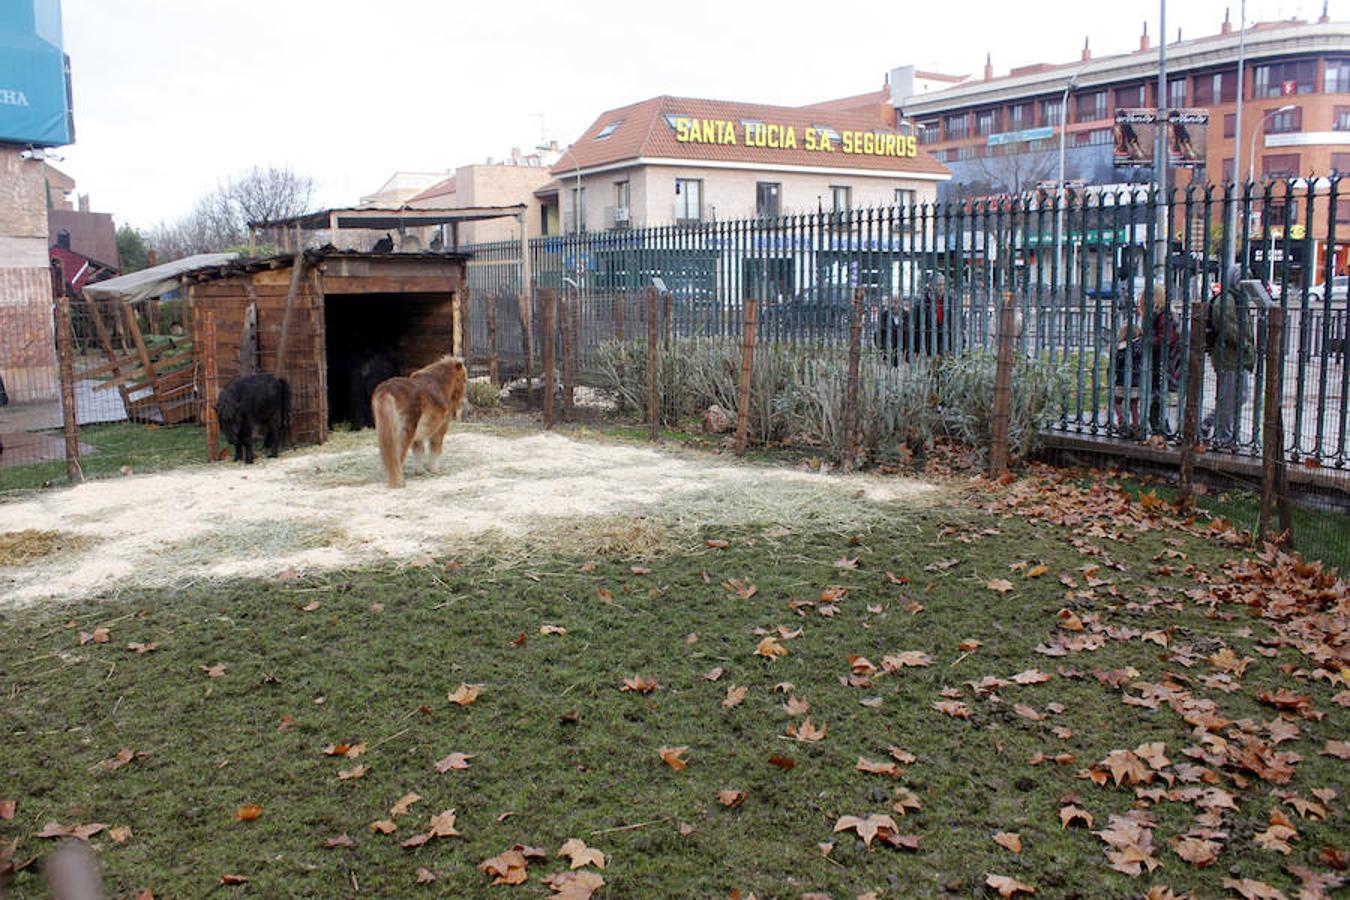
1041,98,1064,127
944,113,969,140
1335,106,1350,130
976,109,998,136
1253,60,1316,98
917,120,940,144
1262,153,1300,180
1332,152,1350,174
1087,128,1113,146
830,185,852,213
613,180,630,227
1115,84,1146,108
1337,199,1350,223
674,178,702,223
1194,69,1237,104
1327,59,1350,94
1222,158,1235,182
1008,103,1029,129
1075,91,1106,122
894,188,916,208
756,181,780,219
1265,107,1302,133
1168,79,1187,108
571,186,586,233
594,119,623,140
1224,113,1236,138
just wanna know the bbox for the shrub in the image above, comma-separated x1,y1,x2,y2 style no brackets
466,378,501,409
937,351,1070,461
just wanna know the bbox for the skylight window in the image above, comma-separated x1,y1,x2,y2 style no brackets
812,124,841,142
664,114,688,129
595,120,623,140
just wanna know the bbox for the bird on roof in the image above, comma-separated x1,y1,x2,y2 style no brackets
371,232,394,253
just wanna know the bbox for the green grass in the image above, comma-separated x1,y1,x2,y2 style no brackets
0,422,205,494
1,482,1345,898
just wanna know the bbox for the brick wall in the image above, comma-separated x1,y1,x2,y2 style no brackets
0,148,57,404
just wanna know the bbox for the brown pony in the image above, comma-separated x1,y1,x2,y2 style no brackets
371,355,467,488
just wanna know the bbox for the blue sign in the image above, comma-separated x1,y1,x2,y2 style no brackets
987,126,1055,148
0,0,72,147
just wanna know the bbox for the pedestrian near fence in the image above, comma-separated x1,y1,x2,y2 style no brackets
1206,263,1257,447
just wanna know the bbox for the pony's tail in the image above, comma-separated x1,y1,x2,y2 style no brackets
372,388,404,488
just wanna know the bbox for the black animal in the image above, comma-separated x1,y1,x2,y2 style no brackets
347,350,398,429
371,232,394,253
215,373,289,464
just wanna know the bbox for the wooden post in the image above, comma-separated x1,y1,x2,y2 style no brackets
541,288,556,429
560,288,575,419
276,251,308,379
55,295,82,483
735,297,759,457
841,287,865,473
647,286,659,442
1259,305,1289,544
202,311,220,462
451,289,463,357
663,290,673,351
1177,299,1208,505
487,293,499,384
518,215,533,393
989,292,1017,477
458,273,469,359
520,292,534,394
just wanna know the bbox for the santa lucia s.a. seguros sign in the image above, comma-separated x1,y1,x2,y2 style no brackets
0,0,73,146
673,117,918,159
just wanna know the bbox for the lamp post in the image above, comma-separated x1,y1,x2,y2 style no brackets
1056,62,1093,290
1227,0,1247,270
1248,104,1296,184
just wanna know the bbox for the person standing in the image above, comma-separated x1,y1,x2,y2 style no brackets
1207,264,1257,446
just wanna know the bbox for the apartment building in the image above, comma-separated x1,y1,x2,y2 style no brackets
890,11,1350,199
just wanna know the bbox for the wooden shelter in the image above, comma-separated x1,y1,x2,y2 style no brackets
187,249,471,457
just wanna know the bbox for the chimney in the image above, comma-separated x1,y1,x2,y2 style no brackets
1140,20,1150,52
1081,37,1091,62
1177,27,1183,43
1320,0,1330,23
1221,7,1232,33
984,52,993,81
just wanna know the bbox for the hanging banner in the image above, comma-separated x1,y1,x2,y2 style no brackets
1168,108,1209,168
1113,108,1157,167
0,0,72,147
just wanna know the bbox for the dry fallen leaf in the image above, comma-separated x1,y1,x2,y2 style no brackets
369,819,397,834
787,719,826,742
435,753,473,773
993,831,1022,853
722,685,747,709
986,873,1036,897
1059,805,1094,829
0,800,15,820
659,746,689,770
540,625,568,636
389,793,422,818
833,814,898,848
986,578,1015,594
543,869,605,898
755,637,789,659
218,874,250,886
557,838,606,870
322,833,356,849
108,825,132,844
200,663,226,678
126,641,158,654
704,666,724,681
447,683,482,706
337,764,369,781
932,700,971,718
621,675,661,694
783,696,810,716
717,789,747,808
233,805,263,822
856,757,903,778
36,822,106,841
415,867,436,884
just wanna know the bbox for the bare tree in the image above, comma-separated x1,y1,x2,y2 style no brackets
970,144,1061,197
145,165,315,261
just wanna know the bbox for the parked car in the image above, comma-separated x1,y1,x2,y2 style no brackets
1307,276,1348,304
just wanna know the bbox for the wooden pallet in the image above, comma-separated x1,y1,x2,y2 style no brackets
85,297,198,425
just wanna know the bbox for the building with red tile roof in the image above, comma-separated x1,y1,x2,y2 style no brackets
539,94,949,232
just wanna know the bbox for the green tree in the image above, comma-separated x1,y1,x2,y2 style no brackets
116,224,150,273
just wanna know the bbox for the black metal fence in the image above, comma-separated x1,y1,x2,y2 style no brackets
464,180,1350,471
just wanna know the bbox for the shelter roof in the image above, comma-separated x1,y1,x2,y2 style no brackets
83,252,239,304
250,205,527,231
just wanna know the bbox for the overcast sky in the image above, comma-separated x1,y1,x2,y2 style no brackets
58,0,1328,229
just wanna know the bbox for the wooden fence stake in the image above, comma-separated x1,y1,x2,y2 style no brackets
202,311,220,462
988,292,1016,477
647,286,659,442
663,290,673,352
541,288,557,429
841,287,865,473
1177,299,1208,506
55,294,82,484
486,293,499,384
735,297,759,457
1259,306,1290,544
560,289,576,420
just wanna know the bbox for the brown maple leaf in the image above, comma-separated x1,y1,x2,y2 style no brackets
557,838,606,869
447,683,482,706
856,757,903,778
993,831,1023,853
787,719,826,742
932,699,971,718
200,663,226,678
337,764,368,781
1222,877,1288,899
717,789,747,808
233,805,263,821
322,833,356,848
658,746,689,770
620,675,661,694
434,753,473,773
986,578,1015,594
986,873,1036,897
833,813,897,848
1059,805,1094,829
755,637,789,659
389,793,422,818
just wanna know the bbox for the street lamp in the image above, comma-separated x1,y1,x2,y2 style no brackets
1248,104,1296,183
542,142,584,234
1055,62,1093,287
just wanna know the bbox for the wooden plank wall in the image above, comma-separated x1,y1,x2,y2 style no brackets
191,269,325,447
